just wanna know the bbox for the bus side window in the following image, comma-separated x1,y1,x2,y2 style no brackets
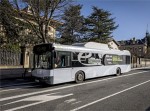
55,51,71,68
61,55,65,67
126,56,130,64
72,52,79,61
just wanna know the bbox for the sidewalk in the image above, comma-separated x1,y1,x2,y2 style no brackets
0,68,32,80
131,66,150,70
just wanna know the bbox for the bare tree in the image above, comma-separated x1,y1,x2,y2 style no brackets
13,0,71,43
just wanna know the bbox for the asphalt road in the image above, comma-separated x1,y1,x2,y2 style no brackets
0,68,150,111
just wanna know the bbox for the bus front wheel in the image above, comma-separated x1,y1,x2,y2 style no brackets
116,68,121,76
75,71,85,83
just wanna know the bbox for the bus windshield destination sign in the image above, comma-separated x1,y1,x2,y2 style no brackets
33,44,53,54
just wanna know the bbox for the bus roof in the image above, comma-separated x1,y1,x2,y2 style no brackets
72,42,110,50
52,42,130,55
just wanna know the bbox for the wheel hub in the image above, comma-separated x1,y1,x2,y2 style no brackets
78,74,83,81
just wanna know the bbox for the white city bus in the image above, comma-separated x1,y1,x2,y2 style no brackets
32,42,131,85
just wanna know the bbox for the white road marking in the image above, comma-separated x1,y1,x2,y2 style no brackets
64,98,76,103
0,71,149,102
0,82,35,88
0,88,23,92
3,92,60,106
71,79,150,111
0,85,40,93
72,101,82,105
5,93,73,111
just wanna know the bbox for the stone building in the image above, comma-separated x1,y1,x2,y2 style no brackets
108,39,120,50
118,31,150,57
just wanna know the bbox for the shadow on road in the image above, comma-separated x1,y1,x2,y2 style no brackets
146,107,150,111
137,68,150,71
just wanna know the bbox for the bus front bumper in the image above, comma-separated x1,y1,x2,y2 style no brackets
33,76,54,85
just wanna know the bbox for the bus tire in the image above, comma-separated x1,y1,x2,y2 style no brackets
75,71,85,83
116,68,121,76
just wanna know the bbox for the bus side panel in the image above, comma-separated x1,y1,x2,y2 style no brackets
71,65,131,80
72,67,98,80
71,66,114,80
53,68,72,84
119,65,131,73
101,65,131,75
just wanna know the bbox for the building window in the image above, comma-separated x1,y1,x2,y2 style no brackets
139,47,142,52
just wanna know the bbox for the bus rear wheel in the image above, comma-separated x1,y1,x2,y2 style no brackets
116,68,121,76
75,71,85,83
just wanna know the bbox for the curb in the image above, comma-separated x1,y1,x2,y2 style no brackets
131,66,150,70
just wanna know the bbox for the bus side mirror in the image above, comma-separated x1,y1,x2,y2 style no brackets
54,51,57,58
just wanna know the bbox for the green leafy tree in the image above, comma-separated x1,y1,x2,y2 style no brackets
0,0,35,46
14,0,71,43
59,4,84,44
0,0,21,44
84,6,118,43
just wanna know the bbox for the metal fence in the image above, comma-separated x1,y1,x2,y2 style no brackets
0,49,22,66
131,56,150,68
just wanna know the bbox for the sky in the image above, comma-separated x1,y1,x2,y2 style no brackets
74,0,150,41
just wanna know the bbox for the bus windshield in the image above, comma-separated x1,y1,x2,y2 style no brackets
34,51,52,69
